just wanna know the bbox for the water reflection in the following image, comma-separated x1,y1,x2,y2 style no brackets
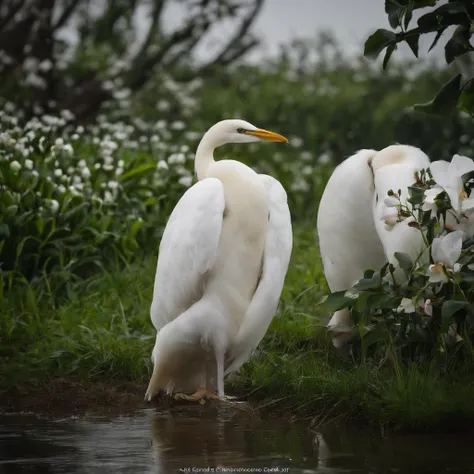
149,403,315,472
0,406,474,474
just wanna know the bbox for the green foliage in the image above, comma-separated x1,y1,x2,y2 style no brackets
0,107,192,293
365,0,474,117
322,161,474,366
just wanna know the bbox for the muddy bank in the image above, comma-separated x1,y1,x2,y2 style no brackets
0,378,150,415
0,378,252,416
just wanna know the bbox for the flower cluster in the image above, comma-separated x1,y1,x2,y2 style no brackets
0,105,199,290
325,154,474,363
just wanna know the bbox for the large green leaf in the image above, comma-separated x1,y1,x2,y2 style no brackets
364,29,397,61
119,163,156,182
417,2,470,33
319,290,357,313
441,300,468,331
414,74,462,115
459,78,474,117
394,252,413,271
445,26,473,64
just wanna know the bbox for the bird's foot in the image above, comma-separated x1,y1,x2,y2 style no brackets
174,389,222,404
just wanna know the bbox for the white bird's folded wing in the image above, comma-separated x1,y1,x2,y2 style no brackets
224,174,293,375
150,177,225,331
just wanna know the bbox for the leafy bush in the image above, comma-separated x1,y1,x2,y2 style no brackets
365,0,474,117
323,154,474,366
0,104,196,294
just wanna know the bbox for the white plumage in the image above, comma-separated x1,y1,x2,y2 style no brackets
317,145,431,347
145,119,292,402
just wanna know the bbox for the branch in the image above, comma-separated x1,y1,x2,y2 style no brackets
53,0,81,30
163,18,211,69
208,0,263,65
0,0,27,32
132,0,166,62
126,20,197,92
191,0,263,78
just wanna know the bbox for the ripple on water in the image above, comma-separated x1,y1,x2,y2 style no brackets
1,406,474,474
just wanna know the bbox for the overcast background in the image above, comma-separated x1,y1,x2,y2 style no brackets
162,0,447,64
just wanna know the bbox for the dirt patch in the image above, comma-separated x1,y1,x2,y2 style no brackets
0,378,150,416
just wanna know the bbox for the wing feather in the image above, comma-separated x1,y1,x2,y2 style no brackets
224,174,293,375
150,178,225,331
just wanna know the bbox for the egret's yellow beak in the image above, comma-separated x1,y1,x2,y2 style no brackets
244,128,289,143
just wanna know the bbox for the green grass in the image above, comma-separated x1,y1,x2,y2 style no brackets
2,221,474,432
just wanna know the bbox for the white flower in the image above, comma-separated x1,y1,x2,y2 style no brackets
38,59,53,72
397,298,415,313
382,207,399,227
63,144,74,156
429,155,474,213
81,167,91,179
422,185,444,217
318,152,331,164
104,190,114,203
108,180,119,189
157,160,168,170
48,199,59,213
423,299,433,317
24,159,34,170
55,138,64,146
171,121,186,131
178,176,193,187
384,196,400,208
168,153,186,165
468,264,474,271
290,136,303,148
54,169,63,177
427,231,463,283
10,160,21,172
39,136,46,152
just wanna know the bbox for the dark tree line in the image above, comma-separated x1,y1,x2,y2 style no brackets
0,0,264,120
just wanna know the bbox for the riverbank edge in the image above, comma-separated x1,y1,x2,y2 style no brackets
2,377,474,436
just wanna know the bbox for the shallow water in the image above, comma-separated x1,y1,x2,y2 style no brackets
1,404,473,474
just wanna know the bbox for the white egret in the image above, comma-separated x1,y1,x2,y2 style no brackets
317,145,431,347
145,119,293,402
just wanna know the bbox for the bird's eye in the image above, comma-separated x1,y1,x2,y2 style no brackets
237,128,245,133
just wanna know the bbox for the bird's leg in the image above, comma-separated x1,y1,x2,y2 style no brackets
216,349,225,398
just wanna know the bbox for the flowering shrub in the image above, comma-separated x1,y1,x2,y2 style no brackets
323,155,474,364
0,103,196,293
0,99,323,295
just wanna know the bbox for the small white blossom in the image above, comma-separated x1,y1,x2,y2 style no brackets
430,155,474,214
157,160,168,170
178,175,193,187
384,196,401,208
24,159,34,170
54,169,63,177
63,144,74,156
168,153,186,165
10,160,21,172
422,186,444,217
81,167,91,179
382,207,399,227
423,299,433,317
397,298,415,314
427,231,463,283
48,199,59,213
104,190,114,203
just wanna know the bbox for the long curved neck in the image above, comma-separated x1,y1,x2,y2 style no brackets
194,134,218,180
